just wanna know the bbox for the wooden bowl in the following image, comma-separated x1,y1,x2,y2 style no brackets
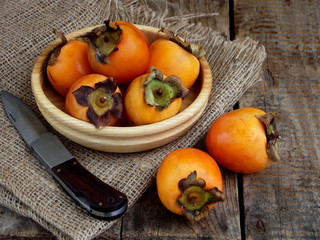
31,25,212,153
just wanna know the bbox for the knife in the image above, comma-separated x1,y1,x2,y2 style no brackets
0,90,128,220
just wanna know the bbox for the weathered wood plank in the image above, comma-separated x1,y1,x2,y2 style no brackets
234,0,320,239
121,1,242,239
122,167,240,240
0,206,54,239
167,0,230,38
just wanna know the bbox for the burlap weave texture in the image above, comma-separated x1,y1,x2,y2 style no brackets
0,1,266,239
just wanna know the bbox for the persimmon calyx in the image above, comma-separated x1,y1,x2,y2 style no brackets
47,29,68,66
144,67,189,111
256,112,282,162
160,28,206,59
72,78,123,129
87,20,123,65
177,171,225,224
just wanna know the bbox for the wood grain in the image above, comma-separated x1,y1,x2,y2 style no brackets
122,167,241,240
121,1,242,239
2,0,319,238
167,0,230,38
0,206,54,239
234,0,320,239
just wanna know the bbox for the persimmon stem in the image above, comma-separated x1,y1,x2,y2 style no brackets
100,96,107,104
87,20,123,65
156,88,163,96
189,196,198,207
160,27,206,58
72,78,123,128
144,67,189,111
177,171,225,224
53,28,68,46
256,113,282,162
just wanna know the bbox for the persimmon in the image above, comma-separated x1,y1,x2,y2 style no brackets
146,29,205,89
65,74,123,129
156,148,225,223
124,67,189,126
206,108,281,174
46,30,94,97
87,20,150,84
115,21,150,47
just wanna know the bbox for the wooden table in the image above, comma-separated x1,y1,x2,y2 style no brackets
1,0,319,239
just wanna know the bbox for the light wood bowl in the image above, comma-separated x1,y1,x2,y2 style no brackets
31,25,212,153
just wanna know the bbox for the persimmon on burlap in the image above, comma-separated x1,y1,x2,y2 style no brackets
0,0,266,239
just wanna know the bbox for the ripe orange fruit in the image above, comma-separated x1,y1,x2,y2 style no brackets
87,20,150,84
156,148,225,223
124,67,188,126
206,108,281,173
146,38,201,89
46,39,94,97
65,74,123,128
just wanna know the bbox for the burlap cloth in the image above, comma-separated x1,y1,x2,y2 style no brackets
0,0,266,239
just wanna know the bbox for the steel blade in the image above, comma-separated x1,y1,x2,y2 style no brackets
1,90,48,147
1,90,74,169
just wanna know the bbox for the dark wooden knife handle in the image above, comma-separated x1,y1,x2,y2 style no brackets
52,158,127,219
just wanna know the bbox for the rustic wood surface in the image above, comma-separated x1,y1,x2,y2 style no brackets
234,0,320,239
1,0,319,239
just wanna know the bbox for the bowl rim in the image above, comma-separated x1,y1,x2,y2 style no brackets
31,24,212,137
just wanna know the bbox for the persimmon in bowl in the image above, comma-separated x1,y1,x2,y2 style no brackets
31,24,212,153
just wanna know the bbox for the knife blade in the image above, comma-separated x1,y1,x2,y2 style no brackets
0,90,128,220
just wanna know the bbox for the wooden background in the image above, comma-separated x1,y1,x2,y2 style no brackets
1,0,319,239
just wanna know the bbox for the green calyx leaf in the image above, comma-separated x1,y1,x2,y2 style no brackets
178,185,213,211
88,88,113,116
177,171,225,224
72,78,123,129
144,67,189,111
160,27,206,59
87,20,123,65
256,112,282,162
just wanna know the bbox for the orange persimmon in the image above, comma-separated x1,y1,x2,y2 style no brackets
206,108,281,174
124,67,188,126
146,37,202,89
65,74,123,129
46,32,94,97
156,148,225,223
115,21,150,47
87,20,150,84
